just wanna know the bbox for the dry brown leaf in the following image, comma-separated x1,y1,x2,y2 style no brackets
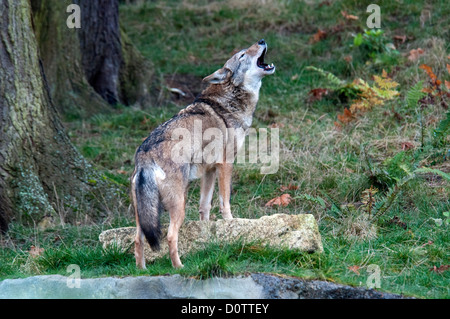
280,184,300,192
401,141,415,151
341,10,358,20
407,48,424,61
393,35,407,44
430,265,449,273
419,64,438,84
445,80,450,90
348,265,360,275
337,108,355,124
265,194,292,207
29,245,44,258
308,88,329,102
310,29,327,43
344,55,353,63
334,121,342,131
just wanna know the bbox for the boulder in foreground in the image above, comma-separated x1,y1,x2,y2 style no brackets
99,213,323,262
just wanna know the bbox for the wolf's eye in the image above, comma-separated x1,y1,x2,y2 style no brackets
239,53,245,60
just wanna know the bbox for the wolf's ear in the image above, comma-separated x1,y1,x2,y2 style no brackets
203,67,231,84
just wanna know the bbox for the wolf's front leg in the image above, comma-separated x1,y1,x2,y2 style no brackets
199,168,217,221
217,163,233,220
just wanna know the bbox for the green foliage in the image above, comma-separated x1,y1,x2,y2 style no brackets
295,193,326,208
305,66,345,90
351,29,398,59
384,151,416,182
406,81,426,110
305,66,360,100
433,109,450,148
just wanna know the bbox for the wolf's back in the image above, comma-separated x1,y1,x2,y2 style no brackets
134,164,163,251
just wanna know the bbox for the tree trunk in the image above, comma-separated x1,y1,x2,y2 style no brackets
31,0,154,117
0,0,119,232
78,0,122,105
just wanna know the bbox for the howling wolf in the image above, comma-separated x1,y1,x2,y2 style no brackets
131,39,275,268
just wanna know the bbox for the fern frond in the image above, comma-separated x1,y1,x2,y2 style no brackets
406,81,426,109
296,194,327,207
433,109,450,147
306,66,346,89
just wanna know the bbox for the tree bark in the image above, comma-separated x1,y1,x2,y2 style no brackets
31,0,154,117
78,0,122,105
0,0,119,232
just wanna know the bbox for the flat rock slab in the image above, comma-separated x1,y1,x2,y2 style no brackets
99,213,323,263
0,274,410,299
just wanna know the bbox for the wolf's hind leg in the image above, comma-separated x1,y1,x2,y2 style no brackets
134,225,146,269
132,171,146,269
167,198,186,268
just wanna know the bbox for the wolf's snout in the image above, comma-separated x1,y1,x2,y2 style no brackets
258,39,266,45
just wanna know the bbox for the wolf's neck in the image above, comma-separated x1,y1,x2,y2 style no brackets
197,82,260,128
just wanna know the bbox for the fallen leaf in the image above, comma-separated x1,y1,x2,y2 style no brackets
421,87,434,94
400,141,415,151
344,55,353,63
334,121,342,131
337,108,355,124
341,10,358,20
430,265,449,273
348,265,360,275
29,245,44,258
280,183,300,192
393,35,407,44
308,88,329,102
265,194,292,207
445,80,450,90
310,29,327,43
407,48,425,61
419,64,440,86
446,64,450,74
116,169,127,175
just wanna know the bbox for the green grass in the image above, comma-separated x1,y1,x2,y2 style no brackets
1,0,449,299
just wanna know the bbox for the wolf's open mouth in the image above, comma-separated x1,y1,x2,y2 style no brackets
257,48,274,71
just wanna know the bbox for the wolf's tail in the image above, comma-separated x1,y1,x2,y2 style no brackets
133,165,165,251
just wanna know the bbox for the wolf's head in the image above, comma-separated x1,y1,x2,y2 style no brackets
203,39,275,90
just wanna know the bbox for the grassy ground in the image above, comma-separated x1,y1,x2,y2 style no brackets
1,0,449,298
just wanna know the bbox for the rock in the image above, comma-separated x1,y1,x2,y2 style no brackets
250,273,409,299
0,274,411,299
99,213,323,263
